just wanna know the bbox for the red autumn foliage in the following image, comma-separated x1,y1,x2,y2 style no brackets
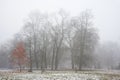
11,41,27,70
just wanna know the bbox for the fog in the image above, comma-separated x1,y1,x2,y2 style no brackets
0,0,120,71
0,0,120,43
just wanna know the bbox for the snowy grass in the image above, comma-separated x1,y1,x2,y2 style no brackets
0,70,120,80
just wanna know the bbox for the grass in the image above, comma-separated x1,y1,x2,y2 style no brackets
0,70,120,80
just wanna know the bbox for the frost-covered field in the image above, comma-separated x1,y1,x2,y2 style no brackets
0,70,120,80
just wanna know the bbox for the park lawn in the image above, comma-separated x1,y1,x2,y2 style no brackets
0,70,120,80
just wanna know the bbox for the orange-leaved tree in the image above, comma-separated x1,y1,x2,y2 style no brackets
11,41,27,72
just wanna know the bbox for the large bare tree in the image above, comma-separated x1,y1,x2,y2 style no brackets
70,10,99,70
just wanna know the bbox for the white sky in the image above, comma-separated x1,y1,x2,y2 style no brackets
0,0,120,44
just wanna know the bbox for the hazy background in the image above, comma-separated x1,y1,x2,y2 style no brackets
0,0,120,44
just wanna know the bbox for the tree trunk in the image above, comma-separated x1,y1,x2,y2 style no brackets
71,52,74,70
55,47,59,70
44,49,47,69
34,31,39,69
18,61,22,72
51,46,55,70
29,46,32,72
34,50,39,69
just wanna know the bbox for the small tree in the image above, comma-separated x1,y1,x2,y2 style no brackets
11,41,27,72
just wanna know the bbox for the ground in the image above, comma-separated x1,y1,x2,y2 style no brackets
0,70,120,80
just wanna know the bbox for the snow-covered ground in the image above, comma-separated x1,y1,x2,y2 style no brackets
0,71,120,80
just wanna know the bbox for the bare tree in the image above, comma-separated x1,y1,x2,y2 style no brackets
22,22,34,72
38,16,51,72
22,11,51,72
70,10,98,70
22,11,45,70
49,10,69,70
